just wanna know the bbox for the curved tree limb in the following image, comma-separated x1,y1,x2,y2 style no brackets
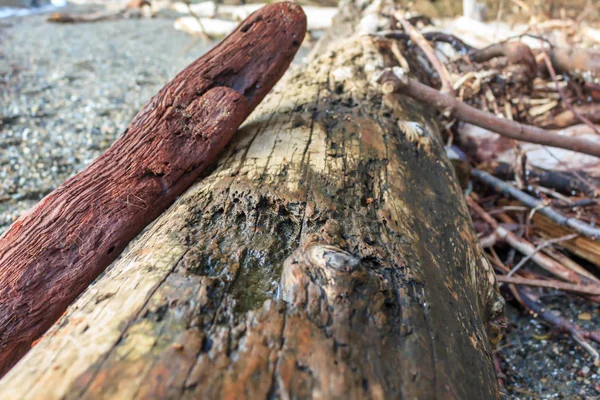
384,71,600,158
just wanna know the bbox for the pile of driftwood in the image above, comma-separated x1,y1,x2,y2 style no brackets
369,7,600,368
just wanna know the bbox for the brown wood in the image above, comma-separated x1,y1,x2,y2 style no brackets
469,41,537,77
0,2,306,377
542,104,600,129
392,74,600,158
545,47,600,79
0,1,505,398
533,213,600,271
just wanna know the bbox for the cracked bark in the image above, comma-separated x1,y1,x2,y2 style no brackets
0,1,505,399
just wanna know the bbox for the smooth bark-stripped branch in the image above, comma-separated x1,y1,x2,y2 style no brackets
174,17,238,38
172,1,337,32
472,169,600,240
495,212,600,296
388,73,600,158
497,275,600,296
542,246,600,283
533,213,600,270
0,2,306,377
484,161,598,197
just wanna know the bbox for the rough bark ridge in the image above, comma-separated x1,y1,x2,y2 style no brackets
0,1,505,399
0,2,306,376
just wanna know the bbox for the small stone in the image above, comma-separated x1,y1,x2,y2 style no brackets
578,312,592,321
581,366,591,376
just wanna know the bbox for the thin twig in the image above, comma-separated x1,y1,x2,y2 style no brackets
384,73,600,158
496,212,600,284
185,0,211,43
394,12,455,96
497,275,600,296
467,197,584,283
507,233,579,276
370,31,474,53
472,169,600,240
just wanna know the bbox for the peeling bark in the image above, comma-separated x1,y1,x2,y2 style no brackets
0,1,505,399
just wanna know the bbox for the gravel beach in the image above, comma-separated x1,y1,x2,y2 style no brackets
1,7,599,399
0,11,208,231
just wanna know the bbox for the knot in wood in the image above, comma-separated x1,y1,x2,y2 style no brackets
305,244,359,273
279,243,365,312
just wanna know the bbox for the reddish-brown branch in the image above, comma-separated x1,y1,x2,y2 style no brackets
468,41,537,77
389,73,600,158
528,21,600,136
0,2,306,377
497,275,600,296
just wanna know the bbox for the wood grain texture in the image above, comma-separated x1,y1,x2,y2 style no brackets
0,2,306,376
0,1,505,399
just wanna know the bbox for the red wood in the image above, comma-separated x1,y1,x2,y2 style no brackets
0,2,306,376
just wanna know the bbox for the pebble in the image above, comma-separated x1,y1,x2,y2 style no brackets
578,312,592,321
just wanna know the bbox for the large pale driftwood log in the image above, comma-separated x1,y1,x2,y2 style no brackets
0,2,306,376
0,1,505,399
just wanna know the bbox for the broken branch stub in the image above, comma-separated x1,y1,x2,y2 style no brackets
0,2,306,376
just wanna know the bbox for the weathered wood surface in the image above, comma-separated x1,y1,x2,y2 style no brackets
0,1,505,399
0,2,306,377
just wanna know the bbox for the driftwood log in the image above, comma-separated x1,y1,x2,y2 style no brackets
0,2,306,377
0,1,505,399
